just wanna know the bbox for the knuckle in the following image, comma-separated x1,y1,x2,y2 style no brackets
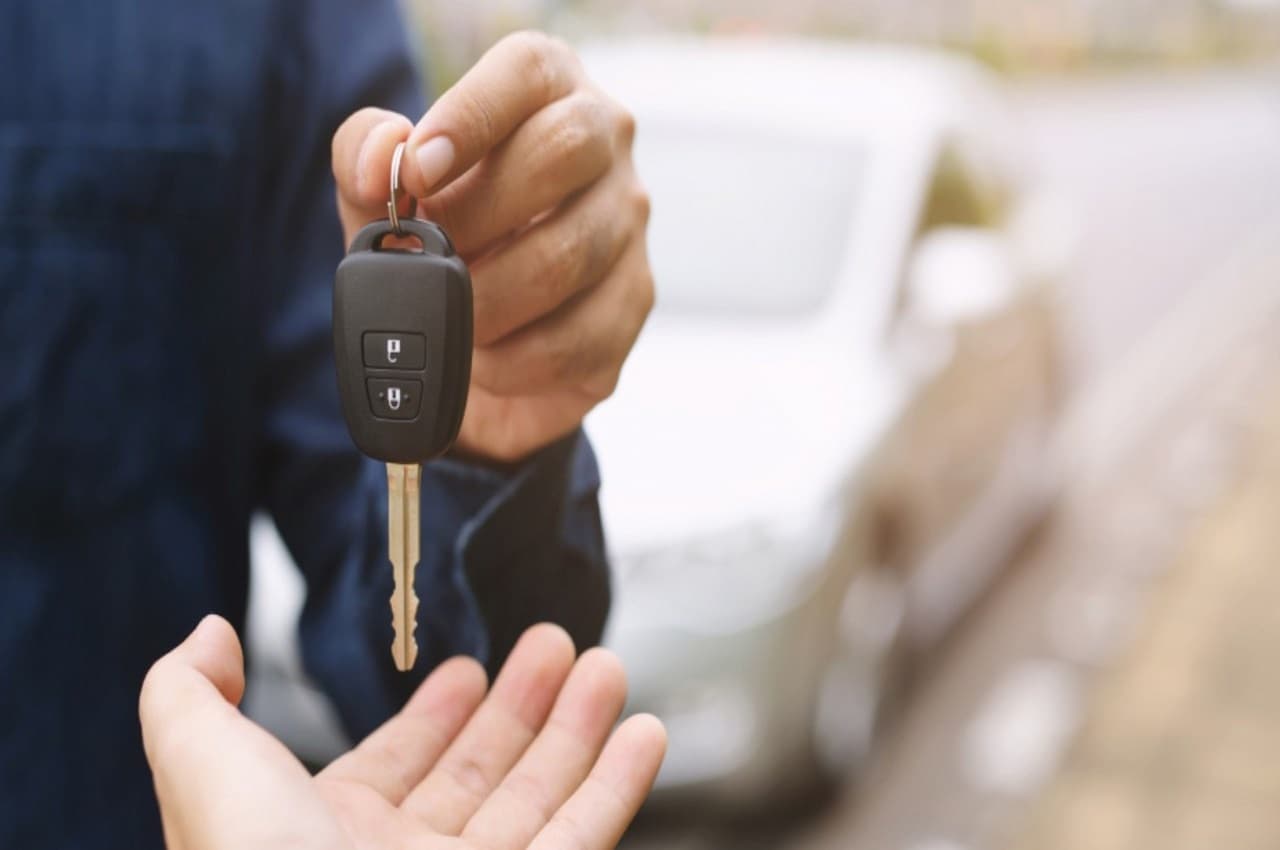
548,328,580,384
548,104,596,168
576,333,615,392
630,179,652,226
537,225,582,301
504,28,555,56
504,30,572,101
501,769,558,818
458,88,501,153
489,436,527,465
334,108,404,169
548,116,612,190
470,348,501,388
585,364,622,402
334,107,379,152
542,33,580,74
471,299,503,348
469,409,531,465
443,755,492,803
637,266,656,318
545,810,593,850
614,101,637,147
577,205,609,269
359,739,415,800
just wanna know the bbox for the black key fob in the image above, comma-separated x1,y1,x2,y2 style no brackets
333,218,472,464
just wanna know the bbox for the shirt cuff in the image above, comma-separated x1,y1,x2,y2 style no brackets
427,427,608,671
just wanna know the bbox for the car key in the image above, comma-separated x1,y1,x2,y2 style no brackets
333,144,472,671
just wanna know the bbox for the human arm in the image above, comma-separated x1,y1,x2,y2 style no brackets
256,3,621,736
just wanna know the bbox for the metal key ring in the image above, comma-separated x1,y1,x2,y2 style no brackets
387,141,408,236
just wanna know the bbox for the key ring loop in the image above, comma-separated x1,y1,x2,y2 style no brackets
387,141,408,236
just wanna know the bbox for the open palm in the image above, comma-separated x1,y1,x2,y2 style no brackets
139,617,666,850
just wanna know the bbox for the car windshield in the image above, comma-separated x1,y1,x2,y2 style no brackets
636,122,865,316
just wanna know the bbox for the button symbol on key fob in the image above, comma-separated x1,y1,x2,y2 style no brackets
367,378,423,421
362,332,426,370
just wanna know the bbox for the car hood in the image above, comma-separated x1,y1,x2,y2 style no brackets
585,317,902,559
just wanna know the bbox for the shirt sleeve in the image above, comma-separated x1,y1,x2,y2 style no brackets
253,0,610,740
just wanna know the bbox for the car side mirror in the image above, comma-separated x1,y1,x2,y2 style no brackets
904,227,1017,326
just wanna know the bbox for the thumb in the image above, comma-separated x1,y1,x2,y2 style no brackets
139,615,245,764
139,623,342,850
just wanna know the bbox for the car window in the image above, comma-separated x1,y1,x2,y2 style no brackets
636,122,866,317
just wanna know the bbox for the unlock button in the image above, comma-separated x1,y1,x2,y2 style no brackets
367,378,422,420
363,332,426,370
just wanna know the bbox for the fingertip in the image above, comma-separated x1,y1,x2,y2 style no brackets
578,645,624,670
413,654,488,709
623,713,669,756
488,623,578,729
518,621,578,667
190,613,235,651
445,653,491,689
354,116,413,206
185,614,245,706
575,647,628,700
616,713,669,781
138,615,246,737
551,646,629,733
592,713,667,806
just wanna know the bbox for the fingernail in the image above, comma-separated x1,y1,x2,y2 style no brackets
414,136,455,193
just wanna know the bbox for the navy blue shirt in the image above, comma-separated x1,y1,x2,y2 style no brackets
0,3,611,848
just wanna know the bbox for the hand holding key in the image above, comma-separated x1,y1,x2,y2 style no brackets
333,30,654,464
140,617,666,850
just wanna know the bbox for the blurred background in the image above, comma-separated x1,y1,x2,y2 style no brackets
248,2,1280,848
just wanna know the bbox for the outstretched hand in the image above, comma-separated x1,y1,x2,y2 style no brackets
139,616,666,850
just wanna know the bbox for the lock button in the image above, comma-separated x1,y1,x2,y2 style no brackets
367,378,423,421
363,332,426,370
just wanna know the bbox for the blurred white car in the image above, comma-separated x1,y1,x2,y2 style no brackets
582,39,1066,810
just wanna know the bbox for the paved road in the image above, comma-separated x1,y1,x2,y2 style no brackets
626,65,1280,850
790,65,1280,850
1014,66,1280,383
1009,383,1280,850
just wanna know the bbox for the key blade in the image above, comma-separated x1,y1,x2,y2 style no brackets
387,463,421,671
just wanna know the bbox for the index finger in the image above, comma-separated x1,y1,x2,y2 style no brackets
402,30,581,197
331,107,413,240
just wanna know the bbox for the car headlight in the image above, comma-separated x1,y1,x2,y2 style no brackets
609,500,844,633
648,680,758,788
